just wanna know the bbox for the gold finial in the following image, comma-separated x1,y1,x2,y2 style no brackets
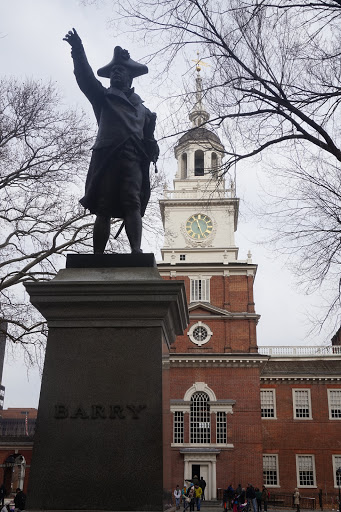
192,51,209,72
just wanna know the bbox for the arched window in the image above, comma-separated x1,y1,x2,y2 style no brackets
194,150,205,176
3,454,26,493
181,153,188,179
190,391,210,443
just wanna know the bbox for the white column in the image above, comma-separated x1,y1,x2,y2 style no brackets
184,459,190,484
188,148,195,177
212,460,217,499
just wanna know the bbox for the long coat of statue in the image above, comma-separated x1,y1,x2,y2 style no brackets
71,45,157,219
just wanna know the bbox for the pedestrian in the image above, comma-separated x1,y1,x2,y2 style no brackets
261,486,269,512
200,477,206,501
223,487,228,512
227,484,234,510
236,484,242,497
185,485,195,512
192,475,200,487
246,484,257,512
0,485,6,508
14,488,26,512
318,489,323,511
182,484,188,512
293,488,300,512
255,488,262,512
194,484,202,511
174,485,181,510
232,493,239,512
239,488,246,506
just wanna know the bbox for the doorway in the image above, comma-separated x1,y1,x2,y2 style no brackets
190,464,209,500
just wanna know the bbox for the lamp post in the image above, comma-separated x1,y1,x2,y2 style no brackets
336,467,341,512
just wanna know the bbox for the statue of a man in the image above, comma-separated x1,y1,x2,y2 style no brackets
63,29,159,254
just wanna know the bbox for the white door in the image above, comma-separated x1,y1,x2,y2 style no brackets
200,465,209,500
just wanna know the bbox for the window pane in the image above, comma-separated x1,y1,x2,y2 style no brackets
173,412,184,444
190,279,210,302
295,390,310,418
263,455,278,486
334,456,341,486
190,392,210,444
216,412,227,444
261,390,275,418
329,390,341,418
298,456,315,486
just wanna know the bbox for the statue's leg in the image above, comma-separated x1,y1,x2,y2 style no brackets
120,159,143,254
93,215,111,254
124,209,142,254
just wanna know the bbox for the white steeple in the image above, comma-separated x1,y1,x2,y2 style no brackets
189,61,210,128
159,61,239,265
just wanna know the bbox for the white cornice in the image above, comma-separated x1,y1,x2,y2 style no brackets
167,354,268,368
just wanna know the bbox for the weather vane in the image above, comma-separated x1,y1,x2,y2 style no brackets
192,51,210,72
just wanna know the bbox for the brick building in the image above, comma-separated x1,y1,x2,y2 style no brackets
0,408,36,494
159,68,341,502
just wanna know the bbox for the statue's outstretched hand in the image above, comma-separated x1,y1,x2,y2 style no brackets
63,28,82,48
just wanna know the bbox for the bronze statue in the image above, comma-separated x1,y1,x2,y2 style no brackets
63,29,159,254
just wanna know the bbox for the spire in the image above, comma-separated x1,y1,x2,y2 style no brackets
189,52,210,128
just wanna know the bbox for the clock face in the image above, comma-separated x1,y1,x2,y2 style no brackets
186,213,213,240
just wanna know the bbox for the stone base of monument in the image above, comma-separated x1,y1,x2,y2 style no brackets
25,254,188,512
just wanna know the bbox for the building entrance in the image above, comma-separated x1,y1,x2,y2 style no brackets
184,454,215,500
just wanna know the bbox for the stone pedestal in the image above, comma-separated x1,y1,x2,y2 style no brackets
24,255,188,512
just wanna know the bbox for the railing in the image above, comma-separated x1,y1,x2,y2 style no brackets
258,345,341,357
163,188,235,200
269,493,316,509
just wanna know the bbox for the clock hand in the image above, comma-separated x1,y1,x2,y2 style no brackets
196,219,204,237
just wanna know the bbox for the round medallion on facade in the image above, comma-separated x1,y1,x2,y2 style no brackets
187,321,213,346
186,213,213,240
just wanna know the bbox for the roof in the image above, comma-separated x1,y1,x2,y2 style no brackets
261,359,341,377
177,127,222,146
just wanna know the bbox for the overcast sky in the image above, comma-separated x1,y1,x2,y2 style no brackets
1,0,330,409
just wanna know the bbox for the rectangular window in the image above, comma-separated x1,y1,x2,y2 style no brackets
261,389,276,418
263,455,279,486
190,278,210,302
180,255,186,261
293,389,312,419
333,455,341,487
297,455,316,487
328,390,341,419
216,412,227,444
173,412,184,444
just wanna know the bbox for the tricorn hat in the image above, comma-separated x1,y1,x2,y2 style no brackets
97,46,148,79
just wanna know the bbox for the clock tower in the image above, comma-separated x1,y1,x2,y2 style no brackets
159,68,239,265
159,66,264,498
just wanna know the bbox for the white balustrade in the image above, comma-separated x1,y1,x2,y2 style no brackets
258,345,341,356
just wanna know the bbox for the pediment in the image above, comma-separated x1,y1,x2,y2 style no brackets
188,301,232,317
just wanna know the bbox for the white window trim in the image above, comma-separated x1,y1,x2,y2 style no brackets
263,454,280,487
328,389,341,420
260,389,277,419
332,455,341,488
187,321,213,346
189,276,211,303
292,388,312,420
296,454,317,488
